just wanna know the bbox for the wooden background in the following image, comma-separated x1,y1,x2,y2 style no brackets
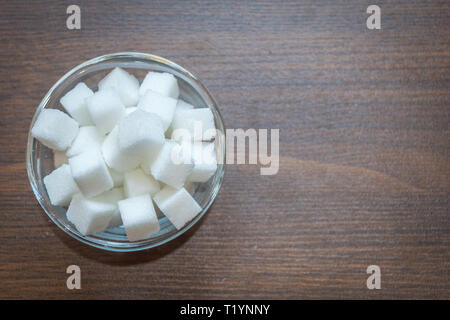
0,0,449,299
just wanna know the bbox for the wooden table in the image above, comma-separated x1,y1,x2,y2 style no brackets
0,1,448,299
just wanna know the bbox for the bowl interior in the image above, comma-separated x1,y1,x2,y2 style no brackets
27,53,225,252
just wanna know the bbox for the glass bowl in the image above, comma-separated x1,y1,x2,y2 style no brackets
26,52,225,252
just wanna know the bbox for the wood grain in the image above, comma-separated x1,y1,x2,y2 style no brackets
0,0,449,299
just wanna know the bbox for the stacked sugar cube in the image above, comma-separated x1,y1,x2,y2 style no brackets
33,67,218,241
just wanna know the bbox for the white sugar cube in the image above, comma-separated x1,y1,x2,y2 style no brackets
86,89,126,135
166,99,195,137
170,108,216,141
66,126,103,158
67,194,115,235
101,126,142,172
186,142,217,182
139,71,179,99
53,150,68,168
98,67,140,107
109,168,124,187
69,149,114,198
124,168,160,197
92,187,125,228
31,109,79,150
153,186,202,230
118,109,165,158
118,194,160,241
150,140,194,189
43,164,79,206
60,82,94,125
137,90,177,131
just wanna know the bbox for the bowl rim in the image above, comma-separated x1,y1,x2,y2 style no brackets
26,52,226,252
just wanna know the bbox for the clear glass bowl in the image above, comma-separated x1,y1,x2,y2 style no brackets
26,52,225,252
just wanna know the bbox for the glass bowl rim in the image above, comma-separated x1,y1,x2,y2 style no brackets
26,52,226,252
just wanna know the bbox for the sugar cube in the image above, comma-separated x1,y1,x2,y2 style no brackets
101,126,142,172
153,186,202,230
53,150,68,168
166,99,195,137
60,82,94,125
86,89,126,135
170,108,216,141
98,67,140,107
69,149,114,198
186,142,217,182
139,71,179,99
31,109,79,150
137,90,177,131
43,164,79,206
66,126,103,158
109,168,124,187
118,194,160,241
123,168,160,197
118,109,165,158
150,140,194,189
67,194,115,235
92,187,125,228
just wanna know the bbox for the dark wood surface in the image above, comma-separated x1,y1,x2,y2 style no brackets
0,0,449,299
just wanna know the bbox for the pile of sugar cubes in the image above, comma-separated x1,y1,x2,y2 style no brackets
32,67,218,241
